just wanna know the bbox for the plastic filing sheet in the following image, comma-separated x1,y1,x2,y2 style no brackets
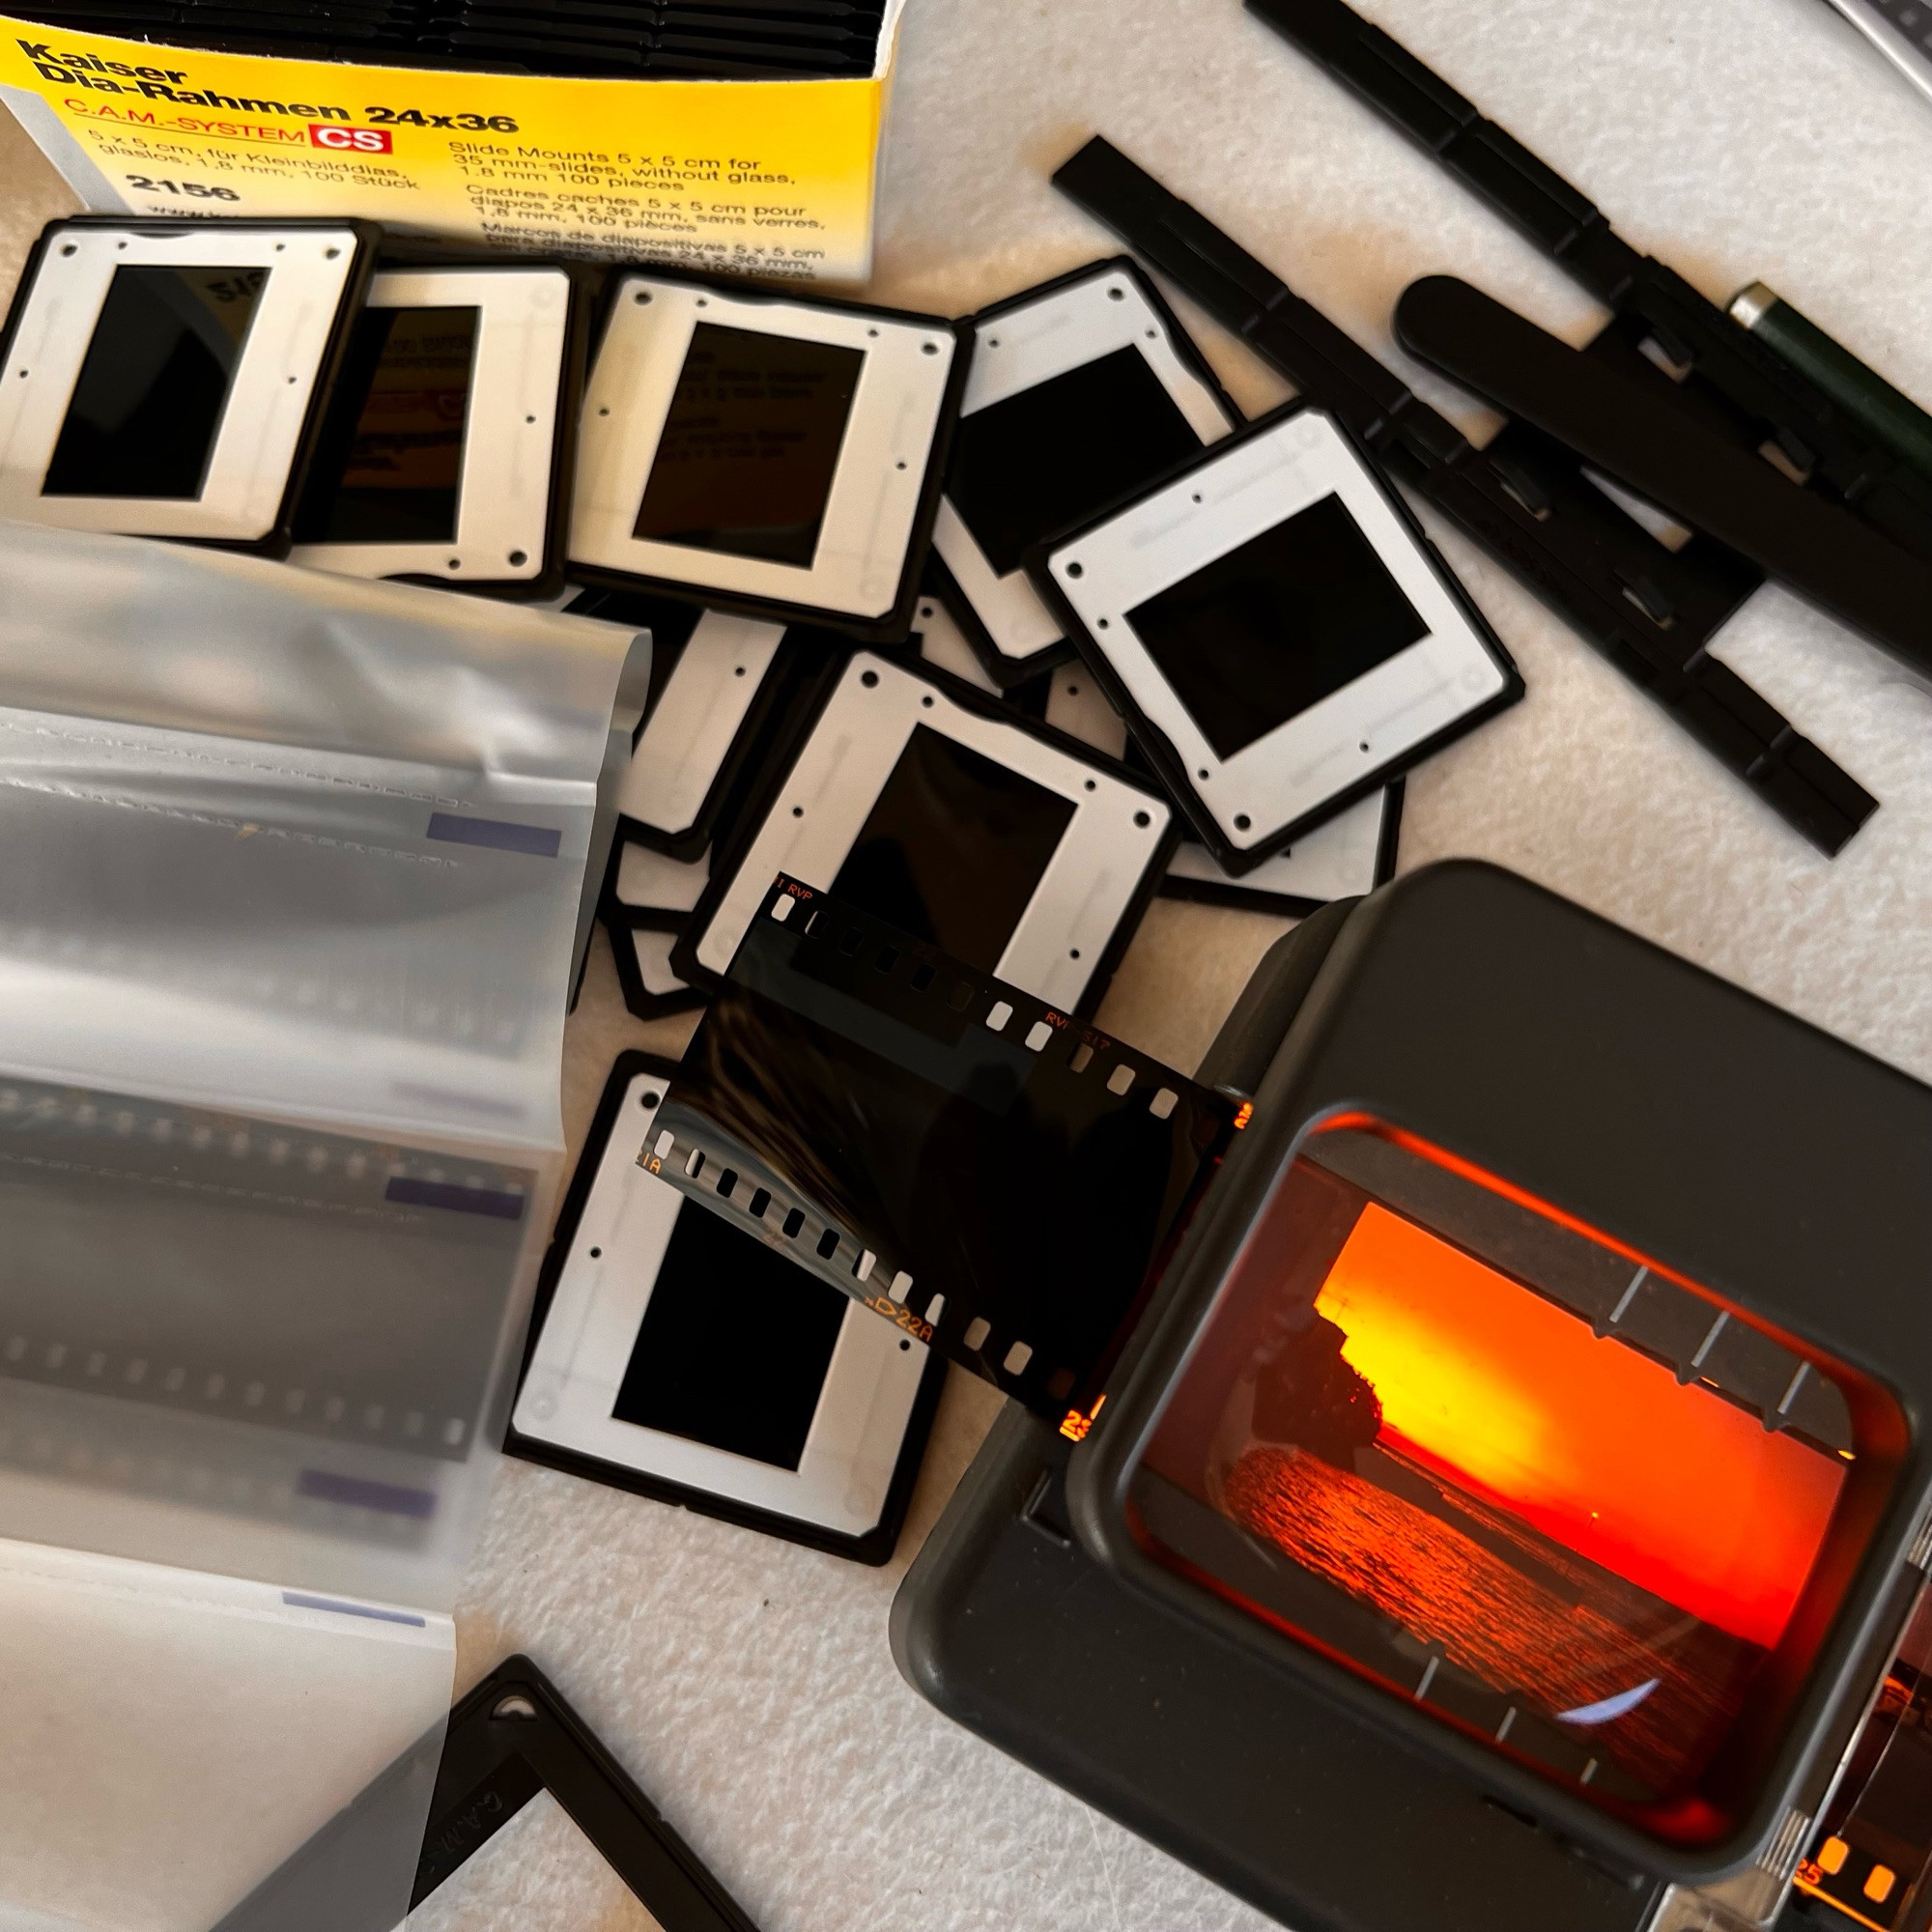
0,524,639,1932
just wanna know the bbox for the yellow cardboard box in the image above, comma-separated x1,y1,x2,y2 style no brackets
0,7,901,281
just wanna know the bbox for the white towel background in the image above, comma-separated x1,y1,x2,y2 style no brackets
4,1,1931,1920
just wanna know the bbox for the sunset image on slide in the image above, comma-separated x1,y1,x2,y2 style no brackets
1131,1120,1870,1839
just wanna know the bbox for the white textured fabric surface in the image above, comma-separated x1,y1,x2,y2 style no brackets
5,1,1932,1922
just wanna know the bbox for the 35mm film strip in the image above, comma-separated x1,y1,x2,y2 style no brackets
644,875,1237,1425
0,1071,531,1488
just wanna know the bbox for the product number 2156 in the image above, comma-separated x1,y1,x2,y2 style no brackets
125,176,240,200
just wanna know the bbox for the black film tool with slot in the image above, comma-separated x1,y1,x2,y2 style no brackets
1392,275,1932,681
1246,0,1932,569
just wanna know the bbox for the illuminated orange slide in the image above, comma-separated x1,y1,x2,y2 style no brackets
1313,1205,1845,1651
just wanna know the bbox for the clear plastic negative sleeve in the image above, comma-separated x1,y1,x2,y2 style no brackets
0,524,639,1931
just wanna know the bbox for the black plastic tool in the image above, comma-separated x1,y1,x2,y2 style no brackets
1394,274,1932,680
1245,0,1932,568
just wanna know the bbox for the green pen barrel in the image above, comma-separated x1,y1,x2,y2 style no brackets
1731,280,1932,490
